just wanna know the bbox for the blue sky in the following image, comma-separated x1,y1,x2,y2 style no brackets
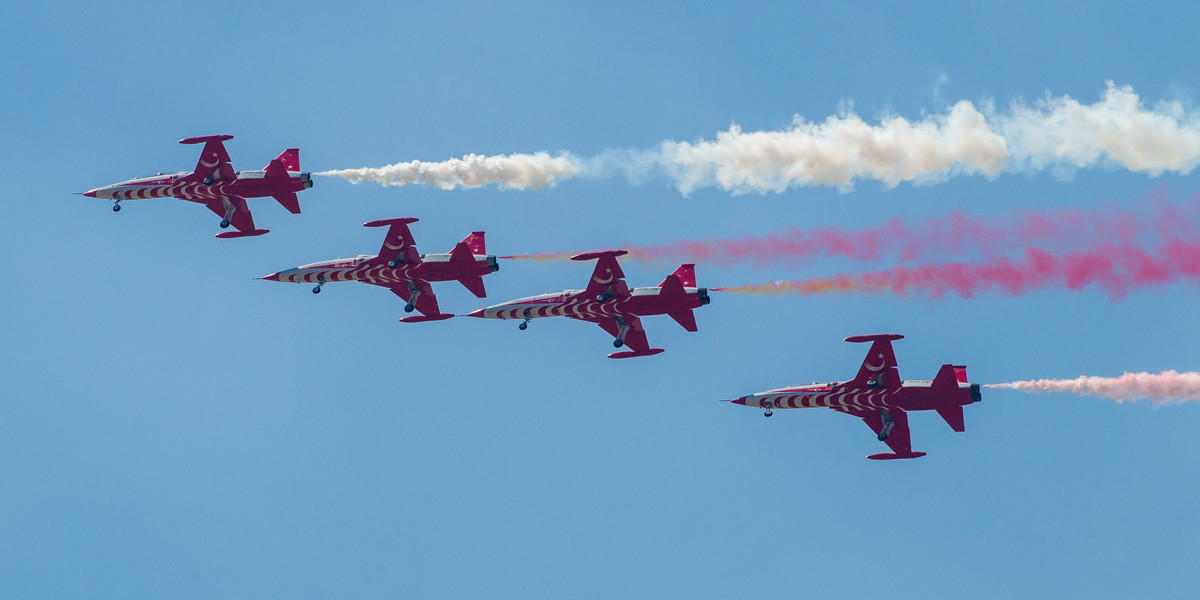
3,1,1198,598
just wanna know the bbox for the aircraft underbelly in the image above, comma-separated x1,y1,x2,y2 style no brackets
753,390,897,411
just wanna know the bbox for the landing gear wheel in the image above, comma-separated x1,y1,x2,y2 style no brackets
764,409,773,417
404,304,415,313
877,432,889,441
312,286,321,294
220,219,230,229
596,294,608,303
112,204,121,212
203,176,214,185
387,260,399,268
613,339,624,348
518,321,528,330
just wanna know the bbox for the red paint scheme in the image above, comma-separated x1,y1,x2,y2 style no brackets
467,250,710,358
729,334,982,459
82,135,313,237
260,218,499,322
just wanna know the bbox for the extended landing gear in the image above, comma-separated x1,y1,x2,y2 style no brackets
387,258,402,269
764,408,773,417
518,320,529,330
203,176,214,185
112,203,121,212
312,275,325,294
219,199,235,229
403,282,420,313
596,293,608,303
612,317,630,348
878,409,894,441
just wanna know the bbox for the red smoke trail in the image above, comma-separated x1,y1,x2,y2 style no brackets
712,239,1200,300
503,194,1200,267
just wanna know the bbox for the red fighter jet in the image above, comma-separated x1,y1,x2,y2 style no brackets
82,135,313,238
260,218,498,322
729,334,982,459
466,250,710,358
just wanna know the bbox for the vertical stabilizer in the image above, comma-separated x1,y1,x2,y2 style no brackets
454,231,486,255
661,264,696,287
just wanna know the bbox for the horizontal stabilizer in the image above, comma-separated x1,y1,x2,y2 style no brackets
449,242,474,263
459,275,487,299
659,273,686,295
931,363,962,388
608,348,665,359
273,192,301,214
668,309,698,332
935,405,966,432
215,229,269,239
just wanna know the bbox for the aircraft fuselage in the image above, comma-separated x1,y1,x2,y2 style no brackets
469,286,710,321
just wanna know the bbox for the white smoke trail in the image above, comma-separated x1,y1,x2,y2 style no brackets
316,152,578,191
986,370,1200,405
318,82,1200,193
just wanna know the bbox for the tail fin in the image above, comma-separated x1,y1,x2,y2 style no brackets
267,148,300,172
844,334,903,388
454,231,486,255
660,264,696,288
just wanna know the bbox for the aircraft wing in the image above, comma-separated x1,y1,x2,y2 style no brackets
203,196,259,235
389,280,442,316
570,251,630,300
180,135,236,184
592,315,651,353
844,407,920,457
366,218,422,266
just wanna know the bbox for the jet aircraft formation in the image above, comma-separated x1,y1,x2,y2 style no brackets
83,135,981,459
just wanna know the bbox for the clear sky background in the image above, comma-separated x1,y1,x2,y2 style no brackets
3,1,1198,598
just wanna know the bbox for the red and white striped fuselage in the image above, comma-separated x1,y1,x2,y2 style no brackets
265,253,498,287
469,286,709,321
84,170,312,204
732,379,980,414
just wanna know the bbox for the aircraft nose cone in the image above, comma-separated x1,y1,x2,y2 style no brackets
730,396,749,405
258,272,281,282
465,308,487,318
81,189,99,198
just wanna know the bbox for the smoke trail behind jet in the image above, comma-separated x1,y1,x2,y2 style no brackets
316,152,578,190
986,371,1200,404
505,195,1200,267
712,240,1200,300
320,83,1200,193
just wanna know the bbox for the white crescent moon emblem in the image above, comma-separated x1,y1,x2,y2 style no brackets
592,269,614,285
200,153,220,168
385,241,405,250
865,358,886,371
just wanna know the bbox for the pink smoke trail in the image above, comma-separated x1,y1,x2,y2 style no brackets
985,371,1200,405
503,195,1200,267
711,239,1200,300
